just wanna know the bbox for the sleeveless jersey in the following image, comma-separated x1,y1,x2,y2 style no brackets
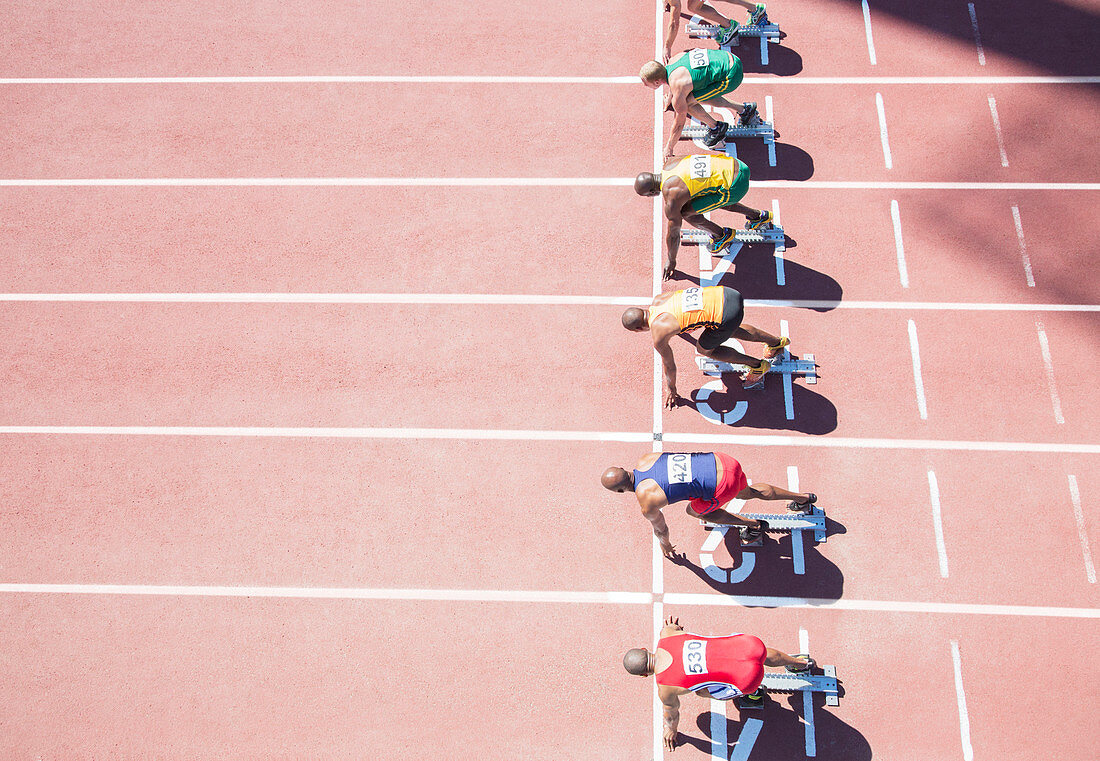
661,154,743,199
633,452,719,508
655,632,767,699
649,286,726,334
665,49,737,101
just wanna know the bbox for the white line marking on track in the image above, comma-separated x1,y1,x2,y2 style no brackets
779,320,795,421
765,96,777,166
3,179,1099,189
788,466,806,574
4,75,1098,85
987,95,1009,167
1012,205,1036,287
800,628,816,759
3,293,1097,311
876,92,893,169
951,640,975,761
729,718,764,761
0,75,639,84
862,0,878,65
709,699,728,760
1067,475,1097,584
1035,321,1065,424
3,584,1098,617
891,199,910,288
772,199,785,285
652,3,666,756
907,319,929,420
663,593,1100,618
3,427,1098,453
968,4,986,66
928,470,950,578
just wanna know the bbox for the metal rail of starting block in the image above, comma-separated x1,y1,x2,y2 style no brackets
687,21,781,42
681,121,774,143
761,667,840,706
695,349,817,386
703,504,828,543
681,226,785,246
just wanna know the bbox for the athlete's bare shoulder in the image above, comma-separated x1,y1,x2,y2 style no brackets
635,451,662,470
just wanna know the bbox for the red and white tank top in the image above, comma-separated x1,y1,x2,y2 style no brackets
655,632,767,699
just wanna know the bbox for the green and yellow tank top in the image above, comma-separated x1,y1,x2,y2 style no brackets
650,286,727,333
665,49,737,101
661,154,743,199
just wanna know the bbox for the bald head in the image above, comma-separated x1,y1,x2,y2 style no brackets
639,60,667,86
601,466,634,493
621,307,648,332
634,172,661,197
623,648,652,676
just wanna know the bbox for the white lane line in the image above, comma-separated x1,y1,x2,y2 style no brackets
765,96,777,166
4,75,1098,85
951,641,975,761
3,293,1098,311
772,199,785,285
862,0,878,65
4,584,1099,618
4,427,1098,453
988,95,1009,167
780,319,795,421
1012,205,1036,287
891,199,910,288
968,4,986,66
907,319,929,420
0,584,653,604
3,178,1099,189
799,626,816,757
1035,321,1065,424
0,177,634,187
928,470,950,578
1068,475,1097,584
876,92,893,169
729,719,764,761
664,593,1100,618
789,467,805,576
740,76,1100,84
0,75,639,84
653,2,665,757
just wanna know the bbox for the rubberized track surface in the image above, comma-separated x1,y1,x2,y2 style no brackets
1,0,1098,759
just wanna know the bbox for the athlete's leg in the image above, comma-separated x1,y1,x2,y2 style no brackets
724,0,762,11
684,99,719,127
683,211,726,237
736,483,812,503
764,648,810,669
703,94,752,116
730,323,781,346
697,342,764,368
685,0,732,26
726,201,767,223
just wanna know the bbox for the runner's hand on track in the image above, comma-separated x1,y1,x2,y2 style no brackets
664,615,682,629
664,726,678,751
662,259,677,281
660,537,677,558
664,388,681,409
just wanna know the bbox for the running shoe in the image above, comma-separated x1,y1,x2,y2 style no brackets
707,227,735,254
738,102,759,126
702,121,730,147
763,336,789,359
736,688,767,710
748,3,768,26
786,655,816,674
739,519,769,545
746,209,773,230
787,492,817,512
742,359,770,389
715,20,740,45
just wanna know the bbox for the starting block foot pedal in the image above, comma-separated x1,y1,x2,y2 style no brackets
687,22,781,41
681,224,785,247
703,506,828,544
761,666,840,706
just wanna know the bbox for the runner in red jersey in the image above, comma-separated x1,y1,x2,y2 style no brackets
623,616,812,752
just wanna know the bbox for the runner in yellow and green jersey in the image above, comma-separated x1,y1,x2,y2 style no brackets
639,48,761,159
634,154,774,280
662,1,769,64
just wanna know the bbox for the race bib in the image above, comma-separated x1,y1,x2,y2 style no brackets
683,639,709,675
687,154,711,180
682,287,705,312
688,49,709,69
666,453,693,484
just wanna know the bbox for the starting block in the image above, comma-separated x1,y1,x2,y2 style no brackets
681,225,784,247
687,12,781,66
681,119,774,146
695,348,817,388
702,503,828,543
761,666,841,707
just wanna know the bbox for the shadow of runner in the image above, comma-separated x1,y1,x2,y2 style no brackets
705,240,844,311
670,518,847,601
734,141,815,181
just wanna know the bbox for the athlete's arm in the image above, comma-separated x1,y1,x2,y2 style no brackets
639,489,676,557
664,82,692,159
662,192,684,280
652,330,680,409
659,685,682,752
663,0,682,63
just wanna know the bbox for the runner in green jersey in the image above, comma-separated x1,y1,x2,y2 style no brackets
640,49,760,159
662,1,769,63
